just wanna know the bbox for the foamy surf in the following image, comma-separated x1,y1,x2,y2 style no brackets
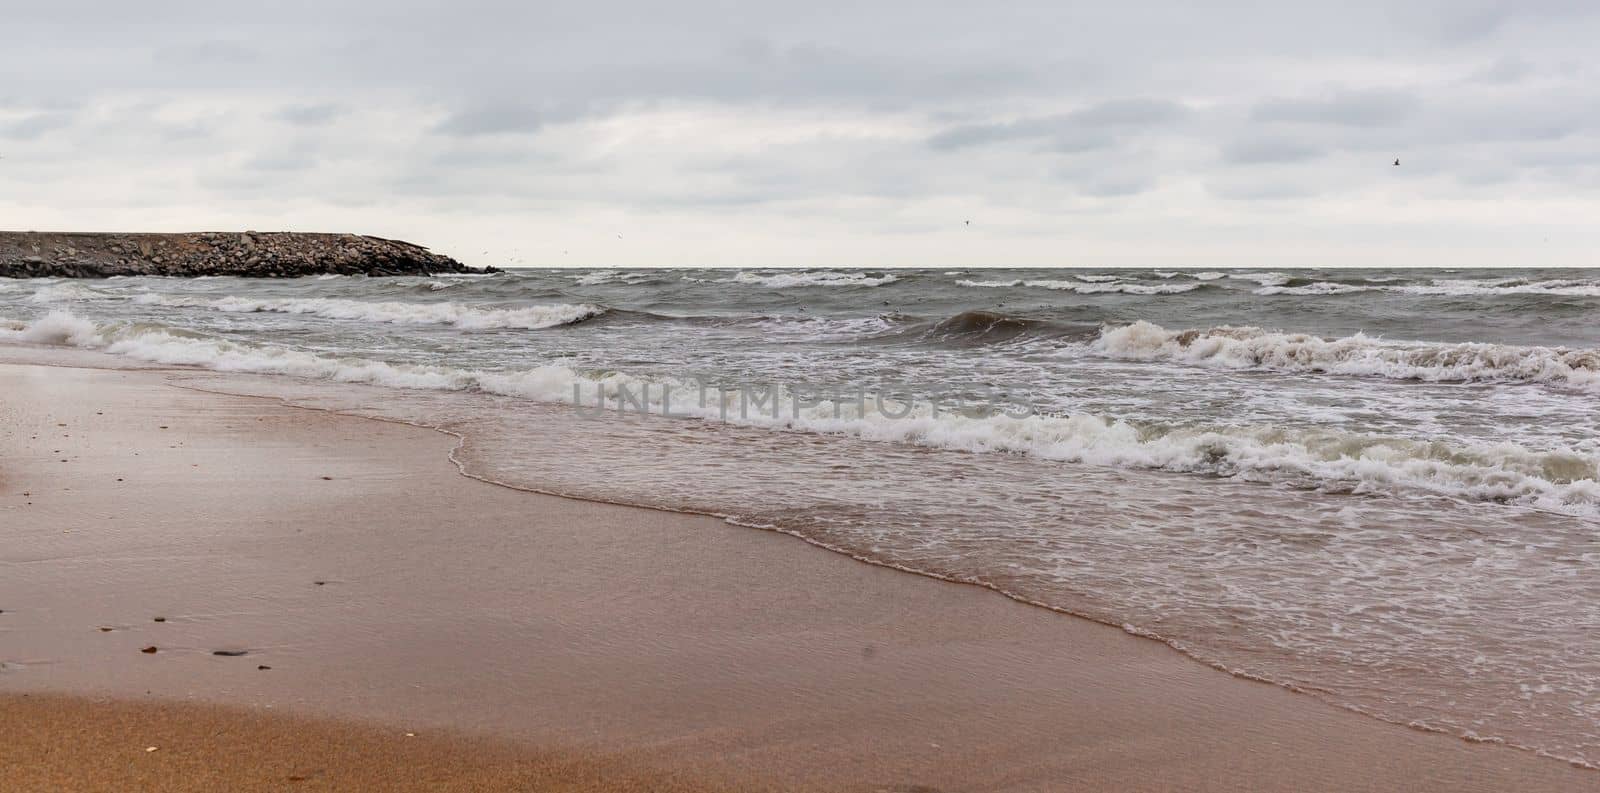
8,309,1600,516
957,278,1200,294
1251,278,1600,298
1094,320,1600,392
129,294,606,330
727,271,900,288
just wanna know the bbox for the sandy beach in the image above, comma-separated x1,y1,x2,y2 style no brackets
1,355,1595,792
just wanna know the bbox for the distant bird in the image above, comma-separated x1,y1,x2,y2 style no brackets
965,220,970,225
1394,159,1401,166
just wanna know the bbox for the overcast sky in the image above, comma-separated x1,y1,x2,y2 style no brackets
3,1,1597,267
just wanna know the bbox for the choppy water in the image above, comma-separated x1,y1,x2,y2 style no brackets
4,267,1600,767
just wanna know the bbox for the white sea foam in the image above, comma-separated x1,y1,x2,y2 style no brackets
1398,278,1600,297
956,278,1199,294
573,271,657,286
1025,280,1201,295
389,277,461,291
1094,320,1600,392
1074,274,1121,283
0,311,103,345
726,271,900,288
27,283,115,303
1253,282,1373,296
1251,277,1600,298
8,309,1598,515
1229,272,1292,287
130,294,604,330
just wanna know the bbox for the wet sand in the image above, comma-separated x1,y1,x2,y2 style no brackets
1,358,1595,791
0,693,744,793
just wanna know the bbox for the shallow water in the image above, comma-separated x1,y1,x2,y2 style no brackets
5,266,1600,765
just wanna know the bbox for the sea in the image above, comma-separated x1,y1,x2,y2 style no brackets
4,267,1599,767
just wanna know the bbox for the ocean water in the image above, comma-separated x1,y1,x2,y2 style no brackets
4,267,1600,766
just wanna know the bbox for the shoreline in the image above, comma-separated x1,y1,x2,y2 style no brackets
2,355,1595,791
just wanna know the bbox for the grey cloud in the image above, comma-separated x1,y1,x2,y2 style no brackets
276,103,346,126
1047,130,1119,154
1222,138,1324,164
152,40,260,66
1206,179,1322,201
0,111,74,140
246,150,318,172
1469,55,1536,84
1054,157,1162,198
1252,90,1418,126
3,0,1600,266
1455,167,1517,186
928,98,1186,150
1415,0,1597,44
1441,96,1598,143
1431,4,1515,43
433,105,546,137
1069,99,1187,126
1077,175,1156,198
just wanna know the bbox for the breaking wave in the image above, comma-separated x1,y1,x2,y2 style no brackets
1253,278,1600,298
1228,272,1293,287
27,283,118,303
1253,282,1371,296
1398,279,1600,297
859,310,1094,347
7,309,1599,516
130,294,605,330
724,271,901,288
956,278,1200,295
1024,280,1201,295
572,271,662,286
1094,320,1600,391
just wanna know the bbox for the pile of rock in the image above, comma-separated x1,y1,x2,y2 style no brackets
0,231,492,278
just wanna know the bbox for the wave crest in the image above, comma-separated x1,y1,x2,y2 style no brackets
1094,320,1600,391
131,294,605,330
956,278,1199,295
726,271,900,288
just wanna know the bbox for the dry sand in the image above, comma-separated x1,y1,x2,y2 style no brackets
1,359,1595,791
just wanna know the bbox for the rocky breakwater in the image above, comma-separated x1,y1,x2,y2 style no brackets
0,231,492,278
